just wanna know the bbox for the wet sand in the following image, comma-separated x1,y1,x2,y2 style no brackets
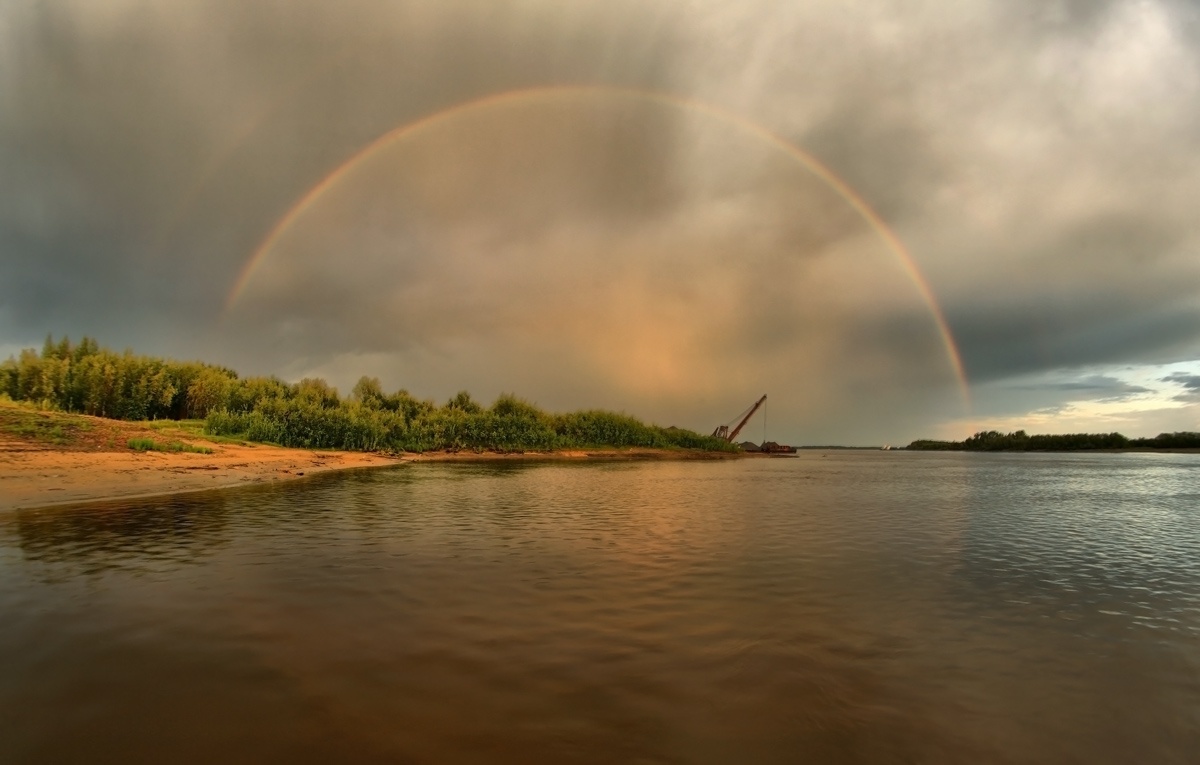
0,439,402,512
0,446,742,511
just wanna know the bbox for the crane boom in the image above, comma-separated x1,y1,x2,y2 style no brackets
711,395,767,442
728,395,767,442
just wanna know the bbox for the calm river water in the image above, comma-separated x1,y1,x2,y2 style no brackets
2,452,1199,763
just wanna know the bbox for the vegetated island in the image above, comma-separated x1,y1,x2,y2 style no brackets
907,430,1200,452
0,336,739,510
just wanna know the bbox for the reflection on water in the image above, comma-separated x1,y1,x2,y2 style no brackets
1,454,1198,763
11,492,233,578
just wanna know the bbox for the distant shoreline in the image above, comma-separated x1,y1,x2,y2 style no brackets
907,429,1200,452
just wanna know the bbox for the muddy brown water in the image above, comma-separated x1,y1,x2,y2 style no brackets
2,453,1198,763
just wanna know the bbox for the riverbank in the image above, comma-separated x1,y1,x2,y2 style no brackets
0,441,402,512
0,404,742,511
0,403,398,511
1,444,740,512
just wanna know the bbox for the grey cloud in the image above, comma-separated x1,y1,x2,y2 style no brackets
1163,372,1200,391
957,371,1151,424
1164,371,1200,401
950,300,1200,383
1,0,684,343
798,101,948,222
1021,0,1130,35
673,0,1200,397
1016,375,1151,401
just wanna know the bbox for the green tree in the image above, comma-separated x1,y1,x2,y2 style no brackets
445,390,482,414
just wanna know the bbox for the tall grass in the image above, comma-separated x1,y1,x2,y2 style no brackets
203,396,737,454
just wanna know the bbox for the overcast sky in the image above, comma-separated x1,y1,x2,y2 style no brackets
3,0,1199,444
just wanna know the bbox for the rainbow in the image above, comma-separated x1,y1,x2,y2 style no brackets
224,84,970,405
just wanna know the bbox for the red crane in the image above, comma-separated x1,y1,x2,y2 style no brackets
711,395,767,442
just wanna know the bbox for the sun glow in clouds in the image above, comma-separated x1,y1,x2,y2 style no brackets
224,86,968,402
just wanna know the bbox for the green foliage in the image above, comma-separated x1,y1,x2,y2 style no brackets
294,377,341,409
204,390,736,454
127,437,213,454
2,335,230,420
186,367,233,418
554,410,660,448
445,390,482,414
351,376,387,408
3,336,731,454
227,376,290,414
489,393,536,418
1,400,92,445
1129,432,1200,449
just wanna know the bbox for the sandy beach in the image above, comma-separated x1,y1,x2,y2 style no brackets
0,445,745,513
0,437,402,512
0,404,399,511
0,444,744,512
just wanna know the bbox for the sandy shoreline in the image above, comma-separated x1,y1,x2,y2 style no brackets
0,447,743,512
0,440,403,512
0,402,743,511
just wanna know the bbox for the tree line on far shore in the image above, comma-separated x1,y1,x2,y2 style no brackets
1,336,735,453
908,429,1200,451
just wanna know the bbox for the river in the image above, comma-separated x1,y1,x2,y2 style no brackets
2,452,1198,763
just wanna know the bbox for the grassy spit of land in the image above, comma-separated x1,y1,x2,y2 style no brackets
0,402,740,512
0,337,741,509
2,336,736,455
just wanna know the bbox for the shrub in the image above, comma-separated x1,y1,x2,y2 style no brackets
127,437,212,454
0,336,731,455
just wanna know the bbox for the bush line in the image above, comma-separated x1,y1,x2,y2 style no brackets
3,336,735,454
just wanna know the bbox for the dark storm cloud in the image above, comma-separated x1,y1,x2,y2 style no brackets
708,1,1200,380
1164,373,1200,392
1163,372,1200,401
1016,375,1150,399
948,292,1200,383
0,0,683,348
